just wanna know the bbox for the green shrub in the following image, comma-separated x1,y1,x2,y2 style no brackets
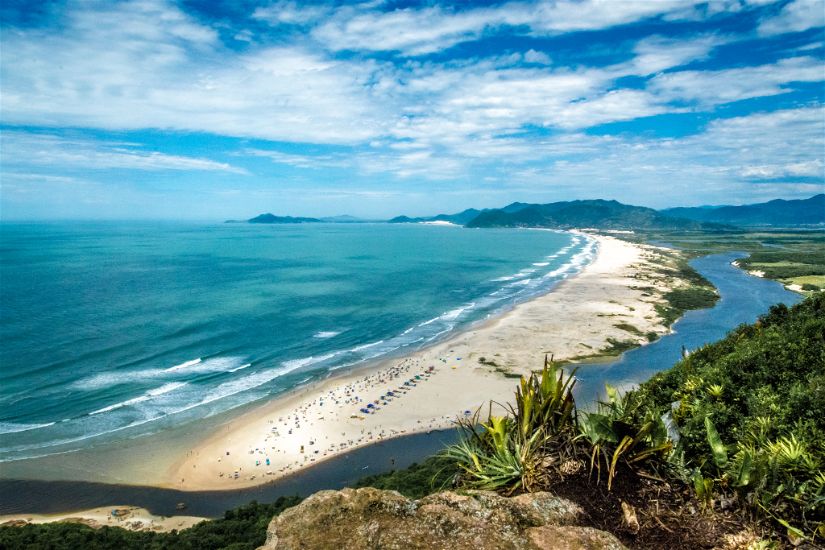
635,294,825,539
443,357,578,493
0,497,302,550
353,455,456,499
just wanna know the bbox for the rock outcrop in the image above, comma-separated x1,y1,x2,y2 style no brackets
258,487,626,550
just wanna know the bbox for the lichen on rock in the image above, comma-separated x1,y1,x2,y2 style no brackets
258,487,625,550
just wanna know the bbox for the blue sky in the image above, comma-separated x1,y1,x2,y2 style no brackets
1,0,823,219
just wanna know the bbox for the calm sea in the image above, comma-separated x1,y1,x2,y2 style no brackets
0,222,594,461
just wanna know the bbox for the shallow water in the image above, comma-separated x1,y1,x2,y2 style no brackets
0,222,594,461
0,250,803,517
573,251,802,403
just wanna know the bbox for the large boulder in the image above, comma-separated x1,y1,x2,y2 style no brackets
258,487,625,550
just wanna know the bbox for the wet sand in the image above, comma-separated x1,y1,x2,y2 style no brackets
163,234,686,491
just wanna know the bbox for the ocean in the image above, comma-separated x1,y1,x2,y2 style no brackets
0,222,595,462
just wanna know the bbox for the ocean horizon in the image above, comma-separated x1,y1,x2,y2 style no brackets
0,221,595,462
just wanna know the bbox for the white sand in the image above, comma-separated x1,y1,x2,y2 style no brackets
162,234,687,491
0,506,206,533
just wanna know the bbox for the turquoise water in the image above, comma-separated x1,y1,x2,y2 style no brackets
0,222,594,461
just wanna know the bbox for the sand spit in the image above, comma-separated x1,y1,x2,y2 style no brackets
162,234,689,491
0,506,206,533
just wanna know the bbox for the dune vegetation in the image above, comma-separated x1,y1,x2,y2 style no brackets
3,296,822,549
441,294,824,547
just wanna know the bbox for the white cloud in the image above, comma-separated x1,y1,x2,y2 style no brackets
242,148,346,169
309,0,762,56
0,0,386,144
629,35,723,74
523,49,552,65
759,0,825,35
0,132,247,174
252,1,331,25
312,4,510,55
502,106,825,205
647,56,824,105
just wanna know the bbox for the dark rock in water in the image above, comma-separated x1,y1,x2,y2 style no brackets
258,487,625,549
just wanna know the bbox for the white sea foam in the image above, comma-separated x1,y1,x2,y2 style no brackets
164,357,245,375
174,363,307,414
350,340,384,353
164,358,202,372
73,369,159,390
282,352,337,370
418,316,440,327
229,363,252,373
440,303,475,321
313,331,340,339
0,421,56,435
89,382,188,415
532,262,549,266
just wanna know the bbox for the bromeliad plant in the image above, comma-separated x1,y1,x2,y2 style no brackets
695,416,825,541
442,356,579,494
577,384,673,490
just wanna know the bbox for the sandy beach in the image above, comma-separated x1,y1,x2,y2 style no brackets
162,234,689,491
0,506,206,533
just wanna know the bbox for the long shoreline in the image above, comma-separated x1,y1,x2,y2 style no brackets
1,244,806,531
0,232,712,530
1,234,692,515
159,233,687,491
5,234,683,494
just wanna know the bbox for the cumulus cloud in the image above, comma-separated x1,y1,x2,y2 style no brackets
0,0,821,214
0,1,385,144
759,0,825,35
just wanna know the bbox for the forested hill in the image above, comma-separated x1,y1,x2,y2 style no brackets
464,199,726,230
247,213,321,224
660,194,825,226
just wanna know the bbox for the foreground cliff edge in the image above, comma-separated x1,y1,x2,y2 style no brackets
258,487,626,550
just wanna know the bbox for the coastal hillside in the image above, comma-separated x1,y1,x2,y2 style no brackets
660,194,825,226
464,199,724,230
388,208,489,225
4,296,820,548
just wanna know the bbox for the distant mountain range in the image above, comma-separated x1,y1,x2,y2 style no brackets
248,213,321,224
660,194,824,226
236,194,823,230
388,208,487,225
464,199,728,230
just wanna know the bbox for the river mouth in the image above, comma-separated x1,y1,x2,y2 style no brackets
0,251,801,518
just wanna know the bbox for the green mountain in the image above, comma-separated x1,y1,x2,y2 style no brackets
248,213,321,224
465,199,724,230
660,194,824,226
388,208,489,225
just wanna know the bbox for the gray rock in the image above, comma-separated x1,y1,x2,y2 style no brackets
258,487,625,550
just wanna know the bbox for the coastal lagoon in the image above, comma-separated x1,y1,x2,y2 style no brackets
0,222,593,463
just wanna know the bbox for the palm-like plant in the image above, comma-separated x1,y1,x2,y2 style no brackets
578,385,673,490
443,356,579,493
